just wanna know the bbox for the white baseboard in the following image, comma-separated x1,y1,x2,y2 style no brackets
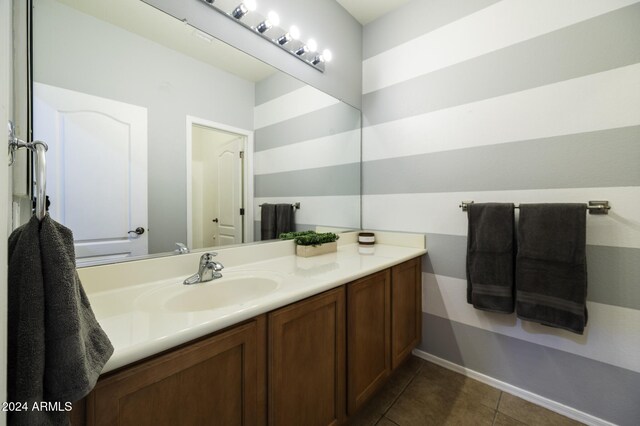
412,349,616,426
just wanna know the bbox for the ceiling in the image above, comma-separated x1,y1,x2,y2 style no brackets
335,0,412,25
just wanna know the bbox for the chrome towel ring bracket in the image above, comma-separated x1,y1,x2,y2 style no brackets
8,120,49,220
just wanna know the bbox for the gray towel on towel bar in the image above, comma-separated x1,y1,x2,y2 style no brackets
466,203,516,313
8,215,114,425
516,204,588,334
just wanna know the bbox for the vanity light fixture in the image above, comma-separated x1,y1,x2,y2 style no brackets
277,25,300,45
232,0,256,20
197,0,329,72
311,49,333,66
256,11,279,34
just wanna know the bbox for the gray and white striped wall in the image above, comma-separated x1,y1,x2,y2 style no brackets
253,72,361,239
362,1,640,424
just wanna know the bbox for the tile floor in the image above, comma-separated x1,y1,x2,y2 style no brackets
348,356,584,426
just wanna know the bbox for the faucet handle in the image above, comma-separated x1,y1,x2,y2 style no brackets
199,253,218,270
175,242,190,254
200,252,217,262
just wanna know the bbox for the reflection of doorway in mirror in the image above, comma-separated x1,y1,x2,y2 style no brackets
33,82,149,265
188,121,248,249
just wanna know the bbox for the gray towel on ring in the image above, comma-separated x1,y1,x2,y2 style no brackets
466,203,515,313
516,203,588,334
8,215,113,425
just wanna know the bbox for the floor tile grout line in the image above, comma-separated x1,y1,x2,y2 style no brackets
492,392,504,426
380,360,425,422
496,390,503,411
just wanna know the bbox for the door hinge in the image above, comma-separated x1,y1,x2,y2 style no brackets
239,151,244,159
240,208,245,216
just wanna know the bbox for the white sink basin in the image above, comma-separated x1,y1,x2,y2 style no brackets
138,271,282,312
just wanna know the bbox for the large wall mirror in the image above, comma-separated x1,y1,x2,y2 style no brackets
30,0,361,265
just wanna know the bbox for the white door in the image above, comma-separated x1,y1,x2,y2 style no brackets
213,138,243,246
33,82,148,263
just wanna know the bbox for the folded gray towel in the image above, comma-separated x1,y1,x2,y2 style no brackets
275,203,295,237
261,203,277,240
8,215,114,425
516,204,588,334
466,203,515,313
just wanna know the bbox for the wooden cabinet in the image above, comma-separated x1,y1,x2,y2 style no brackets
85,316,266,426
268,287,346,426
346,269,391,414
345,258,422,414
391,257,422,369
71,255,423,426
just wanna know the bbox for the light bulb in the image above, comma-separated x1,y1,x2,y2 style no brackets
322,49,332,62
244,0,256,11
289,25,300,40
267,11,280,26
307,38,317,52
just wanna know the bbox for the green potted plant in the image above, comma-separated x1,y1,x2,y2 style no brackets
279,231,340,257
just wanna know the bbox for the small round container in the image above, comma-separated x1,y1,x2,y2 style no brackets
358,232,375,255
358,232,375,245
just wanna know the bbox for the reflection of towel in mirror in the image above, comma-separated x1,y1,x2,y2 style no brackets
275,204,295,237
261,203,277,240
466,203,515,313
8,215,114,425
516,204,588,334
261,203,295,240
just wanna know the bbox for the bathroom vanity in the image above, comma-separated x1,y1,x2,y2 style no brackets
69,232,425,425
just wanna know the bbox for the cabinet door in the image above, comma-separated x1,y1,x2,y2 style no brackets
88,317,266,426
347,269,391,414
391,257,422,369
268,287,345,426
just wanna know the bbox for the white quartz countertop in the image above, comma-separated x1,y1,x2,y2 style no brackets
88,242,426,373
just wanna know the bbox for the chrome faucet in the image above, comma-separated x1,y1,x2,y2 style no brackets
175,242,190,254
183,253,224,285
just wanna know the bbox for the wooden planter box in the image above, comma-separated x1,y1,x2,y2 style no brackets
296,241,338,258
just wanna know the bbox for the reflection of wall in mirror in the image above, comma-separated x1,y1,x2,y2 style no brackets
253,72,361,240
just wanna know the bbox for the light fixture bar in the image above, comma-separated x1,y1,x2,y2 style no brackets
197,0,327,72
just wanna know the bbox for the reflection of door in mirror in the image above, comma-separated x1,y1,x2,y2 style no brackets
189,123,246,249
33,82,148,265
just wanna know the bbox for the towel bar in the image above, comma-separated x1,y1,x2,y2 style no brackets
259,202,300,210
459,200,610,215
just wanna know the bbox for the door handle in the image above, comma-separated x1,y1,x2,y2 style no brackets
128,227,145,236
212,218,219,223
